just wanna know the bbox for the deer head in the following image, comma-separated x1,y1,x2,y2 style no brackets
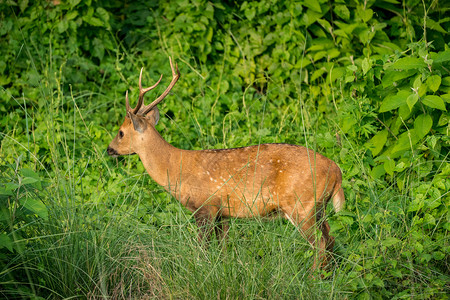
107,58,180,157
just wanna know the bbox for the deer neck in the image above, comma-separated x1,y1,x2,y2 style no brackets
135,126,183,189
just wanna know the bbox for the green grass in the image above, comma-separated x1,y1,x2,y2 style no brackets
1,8,449,297
1,61,448,299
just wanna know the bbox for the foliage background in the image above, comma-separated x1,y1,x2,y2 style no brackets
0,0,449,298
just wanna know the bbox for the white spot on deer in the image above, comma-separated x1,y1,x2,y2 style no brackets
270,159,273,163
210,177,213,181
206,171,210,175
277,160,280,163
214,179,217,182
279,170,283,173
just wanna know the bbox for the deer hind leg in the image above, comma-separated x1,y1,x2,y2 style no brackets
283,205,333,271
318,219,335,270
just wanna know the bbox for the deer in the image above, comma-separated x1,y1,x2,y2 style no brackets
107,57,345,270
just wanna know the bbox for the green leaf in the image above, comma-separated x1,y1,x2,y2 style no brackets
441,77,450,86
382,69,416,88
19,0,29,12
333,5,350,20
432,49,450,64
408,198,423,212
244,7,256,20
426,75,441,92
0,233,13,252
384,159,395,176
389,57,427,70
442,94,450,103
362,57,371,75
382,237,400,247
380,90,409,112
365,130,388,156
438,113,449,126
357,6,373,22
406,93,418,111
392,129,419,154
20,198,48,220
414,114,433,139
422,95,447,111
303,1,322,13
21,168,42,190
21,177,39,185
370,165,386,179
69,0,82,8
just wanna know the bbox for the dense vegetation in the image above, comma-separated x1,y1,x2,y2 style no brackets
1,0,449,298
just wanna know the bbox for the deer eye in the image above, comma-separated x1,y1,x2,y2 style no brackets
119,130,124,138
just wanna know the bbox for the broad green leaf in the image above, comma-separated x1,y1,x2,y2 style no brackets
392,129,419,154
413,76,422,90
327,67,346,83
406,93,418,111
333,5,350,20
357,6,373,22
303,1,322,13
426,75,441,92
244,7,256,20
362,57,371,75
21,177,39,185
438,113,449,126
384,159,395,176
433,49,450,64
21,168,42,190
382,237,400,247
0,234,13,252
370,165,386,179
442,94,450,103
389,57,427,70
408,198,423,212
433,251,445,260
69,0,81,8
20,198,48,220
426,18,447,34
341,116,357,133
441,76,450,86
382,69,416,88
422,95,447,111
414,114,433,139
380,90,409,112
423,213,436,226
365,130,388,156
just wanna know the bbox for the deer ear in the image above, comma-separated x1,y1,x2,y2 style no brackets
146,107,160,126
129,113,147,133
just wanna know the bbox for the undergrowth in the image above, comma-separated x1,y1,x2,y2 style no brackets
1,1,449,299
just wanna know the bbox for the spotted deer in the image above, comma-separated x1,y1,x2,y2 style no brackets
107,58,345,270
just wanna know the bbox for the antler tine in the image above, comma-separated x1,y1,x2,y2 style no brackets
141,57,180,115
125,90,132,113
131,68,163,114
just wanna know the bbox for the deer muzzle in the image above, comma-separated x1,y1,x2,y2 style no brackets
107,146,119,157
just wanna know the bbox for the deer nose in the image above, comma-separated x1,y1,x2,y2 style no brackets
107,147,118,156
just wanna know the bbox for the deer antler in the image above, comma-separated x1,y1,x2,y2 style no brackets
125,57,180,116
140,57,180,115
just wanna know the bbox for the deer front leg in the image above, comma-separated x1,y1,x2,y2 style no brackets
214,215,230,242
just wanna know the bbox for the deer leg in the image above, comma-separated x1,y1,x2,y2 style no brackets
214,216,229,242
319,220,335,269
193,208,215,245
284,206,331,272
